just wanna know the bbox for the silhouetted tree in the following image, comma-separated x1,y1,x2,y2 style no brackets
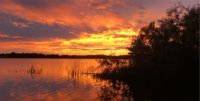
96,3,199,101
128,3,199,70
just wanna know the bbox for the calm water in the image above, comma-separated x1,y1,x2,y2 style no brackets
0,58,111,101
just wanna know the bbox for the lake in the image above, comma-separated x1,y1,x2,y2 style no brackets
0,58,116,101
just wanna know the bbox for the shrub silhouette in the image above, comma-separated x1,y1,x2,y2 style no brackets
96,3,199,101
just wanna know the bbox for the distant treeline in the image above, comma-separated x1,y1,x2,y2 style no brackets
0,52,131,59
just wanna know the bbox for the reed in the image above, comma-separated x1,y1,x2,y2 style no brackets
27,65,43,74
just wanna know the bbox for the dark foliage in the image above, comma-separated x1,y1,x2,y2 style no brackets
95,3,199,101
96,81,133,101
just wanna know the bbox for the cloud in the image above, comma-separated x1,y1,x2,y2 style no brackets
0,19,78,40
0,28,135,55
0,0,197,55
115,0,146,9
139,11,147,17
0,32,23,38
88,0,114,9
0,0,133,33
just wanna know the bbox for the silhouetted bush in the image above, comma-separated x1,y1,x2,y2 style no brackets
96,3,199,101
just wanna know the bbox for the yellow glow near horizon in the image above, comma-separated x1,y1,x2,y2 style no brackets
0,0,196,56
8,28,136,56
59,28,137,55
0,28,137,55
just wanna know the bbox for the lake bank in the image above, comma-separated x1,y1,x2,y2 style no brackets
93,59,199,101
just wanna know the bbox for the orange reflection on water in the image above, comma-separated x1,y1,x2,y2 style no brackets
0,59,109,101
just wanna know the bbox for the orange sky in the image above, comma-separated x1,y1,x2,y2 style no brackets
0,0,198,55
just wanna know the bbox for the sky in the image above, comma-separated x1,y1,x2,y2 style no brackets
0,0,198,55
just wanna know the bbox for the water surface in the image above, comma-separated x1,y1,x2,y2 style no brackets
0,58,109,101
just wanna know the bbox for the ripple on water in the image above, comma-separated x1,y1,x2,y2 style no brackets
0,59,106,101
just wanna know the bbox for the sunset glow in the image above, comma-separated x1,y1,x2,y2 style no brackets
0,0,197,55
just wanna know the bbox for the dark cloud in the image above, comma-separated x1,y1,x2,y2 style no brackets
0,19,78,40
138,11,147,17
135,5,146,9
89,0,111,8
13,19,32,24
139,11,147,14
0,37,22,42
136,19,148,25
113,34,131,38
10,0,69,9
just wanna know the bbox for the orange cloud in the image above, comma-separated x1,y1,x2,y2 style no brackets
1,0,194,55
0,0,132,32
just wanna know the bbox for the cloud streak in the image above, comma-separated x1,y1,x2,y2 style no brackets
0,32,23,38
0,0,197,55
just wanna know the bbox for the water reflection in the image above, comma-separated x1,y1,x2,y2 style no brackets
0,58,135,101
96,80,134,101
0,59,107,101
